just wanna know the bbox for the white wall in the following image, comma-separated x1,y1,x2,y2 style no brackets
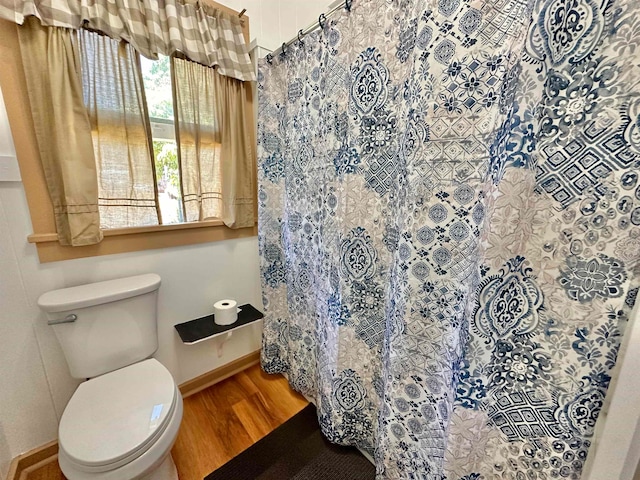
223,0,332,53
0,1,335,477
0,83,59,479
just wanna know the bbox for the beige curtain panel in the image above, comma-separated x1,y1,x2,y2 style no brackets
18,16,103,246
172,55,256,228
78,29,161,229
0,0,255,82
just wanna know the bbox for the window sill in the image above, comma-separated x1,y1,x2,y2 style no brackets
27,220,257,263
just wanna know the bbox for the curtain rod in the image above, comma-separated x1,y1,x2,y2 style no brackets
267,0,353,62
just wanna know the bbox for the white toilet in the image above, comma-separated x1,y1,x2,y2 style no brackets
38,274,183,480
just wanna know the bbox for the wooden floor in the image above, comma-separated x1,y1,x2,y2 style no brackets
25,364,309,480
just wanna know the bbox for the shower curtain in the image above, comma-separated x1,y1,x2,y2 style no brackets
257,0,640,478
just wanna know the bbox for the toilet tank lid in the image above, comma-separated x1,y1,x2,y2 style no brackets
38,274,161,313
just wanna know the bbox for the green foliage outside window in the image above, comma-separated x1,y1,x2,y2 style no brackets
153,141,179,194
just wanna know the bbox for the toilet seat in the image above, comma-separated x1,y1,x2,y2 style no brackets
59,359,177,473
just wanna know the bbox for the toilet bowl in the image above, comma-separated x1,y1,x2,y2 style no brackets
58,359,183,480
38,274,182,480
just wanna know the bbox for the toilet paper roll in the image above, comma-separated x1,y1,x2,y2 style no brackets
213,299,238,326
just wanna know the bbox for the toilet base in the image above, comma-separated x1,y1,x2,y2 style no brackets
60,452,179,480
138,455,178,480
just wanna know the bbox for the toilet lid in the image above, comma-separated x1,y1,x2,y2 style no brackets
59,358,177,468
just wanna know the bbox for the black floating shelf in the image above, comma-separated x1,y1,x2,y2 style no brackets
174,304,264,345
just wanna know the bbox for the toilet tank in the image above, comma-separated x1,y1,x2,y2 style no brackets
37,274,162,379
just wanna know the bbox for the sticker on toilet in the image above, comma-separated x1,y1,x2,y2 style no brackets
150,404,164,429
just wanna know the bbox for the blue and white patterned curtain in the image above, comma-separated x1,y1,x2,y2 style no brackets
257,0,640,478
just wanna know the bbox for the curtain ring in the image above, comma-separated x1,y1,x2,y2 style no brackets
298,29,304,45
319,13,326,29
266,53,273,64
345,0,353,11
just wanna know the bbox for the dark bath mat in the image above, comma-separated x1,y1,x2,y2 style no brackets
204,403,375,480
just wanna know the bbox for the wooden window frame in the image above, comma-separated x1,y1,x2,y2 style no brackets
0,2,257,263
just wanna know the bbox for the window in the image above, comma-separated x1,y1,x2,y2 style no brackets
0,3,257,263
140,54,184,225
79,31,256,231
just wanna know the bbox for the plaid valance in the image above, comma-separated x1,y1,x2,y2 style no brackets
0,0,255,82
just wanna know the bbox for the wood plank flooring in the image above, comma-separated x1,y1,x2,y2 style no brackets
25,364,309,480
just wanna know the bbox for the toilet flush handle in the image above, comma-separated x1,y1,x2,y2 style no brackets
47,314,77,326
